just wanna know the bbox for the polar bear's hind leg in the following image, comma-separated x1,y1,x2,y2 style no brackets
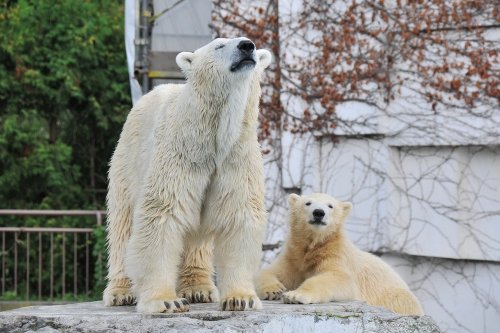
377,288,424,316
103,179,135,306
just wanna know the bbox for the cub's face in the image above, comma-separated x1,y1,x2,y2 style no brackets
175,37,272,82
288,193,352,234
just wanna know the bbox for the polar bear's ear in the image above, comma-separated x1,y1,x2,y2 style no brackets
341,202,353,219
176,52,194,71
288,193,300,206
256,49,272,69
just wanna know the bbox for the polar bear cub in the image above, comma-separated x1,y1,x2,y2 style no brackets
104,38,272,313
257,193,424,316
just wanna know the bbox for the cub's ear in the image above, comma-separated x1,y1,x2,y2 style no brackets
176,52,194,71
341,202,353,218
256,49,272,69
288,193,301,206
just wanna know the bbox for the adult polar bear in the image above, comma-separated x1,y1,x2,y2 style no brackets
103,38,272,313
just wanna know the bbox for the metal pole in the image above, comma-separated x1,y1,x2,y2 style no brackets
137,0,153,94
26,233,30,300
38,232,42,300
0,209,106,216
96,212,102,226
50,233,54,301
85,233,89,296
14,232,18,296
62,233,65,299
1,232,5,296
74,232,77,298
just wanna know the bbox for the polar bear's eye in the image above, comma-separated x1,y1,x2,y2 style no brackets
328,204,333,209
215,44,225,50
305,202,311,206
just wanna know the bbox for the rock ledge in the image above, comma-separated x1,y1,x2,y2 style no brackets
0,300,441,332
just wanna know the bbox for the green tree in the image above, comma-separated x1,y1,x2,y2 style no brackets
0,0,130,211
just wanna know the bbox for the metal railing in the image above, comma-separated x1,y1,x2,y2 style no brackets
0,210,105,301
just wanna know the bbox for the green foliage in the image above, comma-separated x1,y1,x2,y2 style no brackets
0,0,131,300
0,110,83,209
0,0,130,210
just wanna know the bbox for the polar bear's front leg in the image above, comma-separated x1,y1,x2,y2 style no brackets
125,210,189,313
282,270,356,304
214,221,265,311
207,142,267,311
256,265,287,301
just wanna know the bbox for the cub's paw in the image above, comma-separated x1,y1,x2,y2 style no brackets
178,284,220,303
103,283,136,306
257,281,287,300
220,294,262,311
282,290,317,304
137,298,189,313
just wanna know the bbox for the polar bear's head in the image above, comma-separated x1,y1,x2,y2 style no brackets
288,193,352,234
176,37,272,83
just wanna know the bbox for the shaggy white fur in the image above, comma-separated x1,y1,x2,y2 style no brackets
103,37,272,313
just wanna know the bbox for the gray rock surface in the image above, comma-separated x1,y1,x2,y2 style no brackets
0,300,441,332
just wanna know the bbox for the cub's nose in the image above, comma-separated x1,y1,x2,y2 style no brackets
238,40,255,55
313,209,325,219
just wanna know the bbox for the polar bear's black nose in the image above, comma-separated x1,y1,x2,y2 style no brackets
313,209,325,218
238,40,255,54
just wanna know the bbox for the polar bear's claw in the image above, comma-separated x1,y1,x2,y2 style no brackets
258,281,287,300
179,285,219,303
164,299,189,311
138,298,189,313
164,298,189,313
220,295,262,311
103,284,136,306
282,290,315,304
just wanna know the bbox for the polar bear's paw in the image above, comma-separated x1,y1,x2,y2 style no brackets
220,294,262,311
257,281,287,300
282,290,318,304
137,298,190,313
103,280,136,306
179,284,220,303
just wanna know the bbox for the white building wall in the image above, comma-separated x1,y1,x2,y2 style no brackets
381,253,500,333
271,2,500,331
